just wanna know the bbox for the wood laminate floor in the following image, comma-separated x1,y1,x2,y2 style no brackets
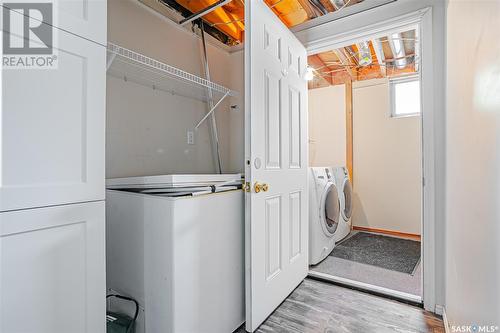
235,278,444,333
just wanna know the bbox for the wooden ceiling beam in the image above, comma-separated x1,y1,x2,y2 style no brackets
318,0,336,12
308,54,333,88
333,48,356,79
331,70,352,85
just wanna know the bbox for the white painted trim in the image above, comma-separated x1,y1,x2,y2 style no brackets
300,10,425,55
308,271,422,304
301,7,437,313
435,305,451,333
419,8,437,313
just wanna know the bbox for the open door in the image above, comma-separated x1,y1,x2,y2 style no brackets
245,1,309,331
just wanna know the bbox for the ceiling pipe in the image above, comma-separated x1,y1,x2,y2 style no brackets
357,41,373,66
179,0,232,26
388,33,407,69
371,38,387,76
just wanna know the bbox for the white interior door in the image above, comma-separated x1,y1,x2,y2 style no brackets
245,1,308,331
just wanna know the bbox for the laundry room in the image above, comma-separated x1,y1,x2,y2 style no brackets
307,30,423,299
3,0,500,332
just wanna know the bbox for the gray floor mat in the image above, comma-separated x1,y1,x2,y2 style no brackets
330,232,421,274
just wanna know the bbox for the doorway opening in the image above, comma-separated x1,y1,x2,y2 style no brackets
306,23,424,303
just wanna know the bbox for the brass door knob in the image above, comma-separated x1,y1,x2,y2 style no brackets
254,182,269,193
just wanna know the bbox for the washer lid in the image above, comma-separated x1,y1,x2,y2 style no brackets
322,182,340,235
106,174,242,189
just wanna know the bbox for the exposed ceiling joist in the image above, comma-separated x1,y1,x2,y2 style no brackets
308,0,329,15
308,54,333,88
158,0,366,46
308,28,418,88
296,0,320,19
318,0,336,12
333,49,356,79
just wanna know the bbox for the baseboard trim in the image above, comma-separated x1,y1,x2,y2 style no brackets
353,226,421,241
435,305,450,333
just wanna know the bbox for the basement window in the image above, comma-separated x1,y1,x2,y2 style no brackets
390,76,421,117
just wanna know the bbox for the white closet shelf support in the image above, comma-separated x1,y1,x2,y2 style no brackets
106,43,237,103
195,90,230,129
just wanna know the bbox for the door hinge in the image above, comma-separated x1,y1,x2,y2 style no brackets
243,181,251,192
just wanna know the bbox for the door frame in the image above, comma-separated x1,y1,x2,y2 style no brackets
297,8,437,312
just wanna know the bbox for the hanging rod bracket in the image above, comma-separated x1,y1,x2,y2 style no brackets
106,52,117,71
195,91,230,130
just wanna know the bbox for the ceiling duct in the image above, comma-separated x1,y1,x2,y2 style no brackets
388,33,407,69
357,41,372,66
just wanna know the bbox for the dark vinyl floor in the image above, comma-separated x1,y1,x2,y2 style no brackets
235,278,444,333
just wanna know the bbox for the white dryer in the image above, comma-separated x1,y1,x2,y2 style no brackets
331,167,353,242
309,167,341,265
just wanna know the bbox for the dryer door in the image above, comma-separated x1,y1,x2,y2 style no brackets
322,183,340,235
341,178,353,220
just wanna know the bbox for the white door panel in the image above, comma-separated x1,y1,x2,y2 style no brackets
245,1,308,331
0,201,106,333
0,14,105,212
2,0,107,45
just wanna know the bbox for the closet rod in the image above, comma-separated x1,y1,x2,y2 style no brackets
195,90,230,129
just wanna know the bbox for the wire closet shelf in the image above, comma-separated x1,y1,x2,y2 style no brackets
106,43,237,103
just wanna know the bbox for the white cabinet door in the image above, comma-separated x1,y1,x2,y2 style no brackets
0,201,106,333
2,0,107,45
0,15,105,212
245,1,309,332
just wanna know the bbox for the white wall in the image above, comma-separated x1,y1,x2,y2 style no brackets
106,0,237,178
308,85,346,167
227,49,245,173
352,79,421,235
445,0,500,326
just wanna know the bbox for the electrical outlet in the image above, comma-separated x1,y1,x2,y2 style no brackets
187,130,195,145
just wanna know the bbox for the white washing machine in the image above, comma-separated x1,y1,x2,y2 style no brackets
309,167,341,265
332,167,353,242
